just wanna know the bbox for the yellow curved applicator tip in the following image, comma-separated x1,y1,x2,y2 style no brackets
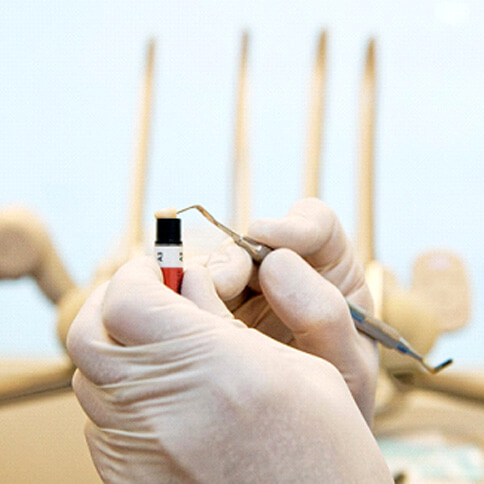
154,207,178,219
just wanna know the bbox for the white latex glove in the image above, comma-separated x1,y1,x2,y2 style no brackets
207,198,378,423
67,256,392,483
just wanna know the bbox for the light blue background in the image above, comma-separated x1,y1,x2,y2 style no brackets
0,1,482,367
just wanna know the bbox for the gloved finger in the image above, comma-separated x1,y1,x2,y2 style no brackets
67,282,131,385
84,420,166,482
72,370,120,429
84,420,120,482
206,239,253,301
258,249,375,379
67,284,146,385
259,248,378,422
83,420,103,474
181,265,245,326
248,198,366,296
183,254,209,268
248,198,337,256
102,256,233,347
231,293,293,343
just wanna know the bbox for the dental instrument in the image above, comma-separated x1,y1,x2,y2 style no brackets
177,204,452,375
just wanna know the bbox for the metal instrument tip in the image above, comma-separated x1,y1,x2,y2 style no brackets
422,358,453,374
177,205,203,215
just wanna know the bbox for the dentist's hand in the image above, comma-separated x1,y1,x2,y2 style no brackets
207,198,379,423
67,256,391,483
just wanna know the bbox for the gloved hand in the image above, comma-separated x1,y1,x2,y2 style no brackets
206,198,379,423
68,256,391,483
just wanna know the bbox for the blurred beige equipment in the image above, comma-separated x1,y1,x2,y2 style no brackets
303,31,327,199
354,38,484,481
233,30,251,234
56,39,156,346
0,39,157,483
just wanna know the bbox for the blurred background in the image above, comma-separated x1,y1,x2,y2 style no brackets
0,0,483,368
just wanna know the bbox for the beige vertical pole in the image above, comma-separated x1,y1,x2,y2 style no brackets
303,31,327,199
356,39,376,268
126,39,156,254
232,31,250,233
57,41,157,345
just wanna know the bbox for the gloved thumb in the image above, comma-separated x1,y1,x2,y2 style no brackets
206,239,253,301
102,256,237,346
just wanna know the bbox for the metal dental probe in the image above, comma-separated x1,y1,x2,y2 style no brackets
177,204,453,375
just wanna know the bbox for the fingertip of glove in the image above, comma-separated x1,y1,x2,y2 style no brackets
259,248,305,286
126,255,163,279
206,243,252,301
249,216,323,256
66,282,109,359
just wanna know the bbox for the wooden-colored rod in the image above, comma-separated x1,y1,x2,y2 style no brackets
126,39,156,252
0,358,74,404
356,38,376,268
395,369,484,405
233,31,250,233
303,31,327,199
